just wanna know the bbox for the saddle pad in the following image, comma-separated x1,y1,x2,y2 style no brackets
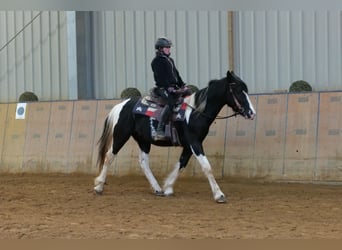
133,97,187,121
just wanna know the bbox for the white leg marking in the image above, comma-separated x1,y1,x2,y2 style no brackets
94,150,115,193
138,151,162,193
163,162,181,196
194,152,226,202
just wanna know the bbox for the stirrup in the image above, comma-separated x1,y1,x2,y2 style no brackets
154,130,167,140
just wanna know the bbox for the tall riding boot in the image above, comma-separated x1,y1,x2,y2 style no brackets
155,105,171,140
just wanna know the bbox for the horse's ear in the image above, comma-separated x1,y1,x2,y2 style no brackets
226,70,234,81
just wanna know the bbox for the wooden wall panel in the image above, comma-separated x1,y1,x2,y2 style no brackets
0,92,340,183
253,94,287,179
45,102,73,172
284,93,319,180
0,104,8,166
316,92,342,181
223,96,258,177
68,101,97,173
22,102,51,172
1,104,27,172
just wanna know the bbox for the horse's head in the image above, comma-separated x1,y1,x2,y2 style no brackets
226,71,256,120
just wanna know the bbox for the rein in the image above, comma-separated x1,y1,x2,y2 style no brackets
215,113,239,119
185,103,238,120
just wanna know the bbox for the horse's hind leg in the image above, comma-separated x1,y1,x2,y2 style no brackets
94,122,133,194
94,148,115,194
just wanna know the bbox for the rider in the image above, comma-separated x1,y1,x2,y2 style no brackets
151,37,185,140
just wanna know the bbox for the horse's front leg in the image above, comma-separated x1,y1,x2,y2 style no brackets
191,145,227,203
196,154,226,203
94,150,115,194
163,148,192,196
138,151,163,195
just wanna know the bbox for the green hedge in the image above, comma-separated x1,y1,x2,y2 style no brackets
120,88,142,99
19,91,39,102
289,80,312,93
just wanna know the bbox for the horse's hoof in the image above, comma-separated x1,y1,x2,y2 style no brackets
216,195,227,203
154,190,165,197
94,188,103,195
164,193,174,197
163,187,174,197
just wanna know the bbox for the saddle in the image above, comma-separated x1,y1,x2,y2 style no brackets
133,87,190,145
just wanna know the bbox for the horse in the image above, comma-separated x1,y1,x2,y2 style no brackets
94,70,256,203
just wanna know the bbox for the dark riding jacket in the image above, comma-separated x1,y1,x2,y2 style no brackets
151,52,185,89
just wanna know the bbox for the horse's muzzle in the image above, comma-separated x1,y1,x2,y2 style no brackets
245,110,256,120
240,109,256,120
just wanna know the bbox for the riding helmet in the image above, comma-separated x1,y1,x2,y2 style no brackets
154,37,172,49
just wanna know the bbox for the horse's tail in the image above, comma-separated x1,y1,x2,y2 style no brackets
96,114,114,172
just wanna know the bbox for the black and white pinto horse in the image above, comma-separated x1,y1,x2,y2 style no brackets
94,71,256,203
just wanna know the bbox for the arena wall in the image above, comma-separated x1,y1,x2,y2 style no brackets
0,92,341,183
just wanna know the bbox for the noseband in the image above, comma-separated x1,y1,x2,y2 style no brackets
228,83,245,115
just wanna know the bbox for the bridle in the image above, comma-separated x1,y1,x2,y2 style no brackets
185,82,244,120
228,83,246,117
215,83,245,119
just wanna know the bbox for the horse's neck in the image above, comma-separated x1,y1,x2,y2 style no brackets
196,81,229,121
204,98,226,121
208,81,229,115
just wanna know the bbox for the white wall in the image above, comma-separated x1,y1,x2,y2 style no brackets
234,10,342,94
92,10,229,99
0,11,74,103
2,10,341,101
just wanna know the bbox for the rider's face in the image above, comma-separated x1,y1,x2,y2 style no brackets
162,46,171,55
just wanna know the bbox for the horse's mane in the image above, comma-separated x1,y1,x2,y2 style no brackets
193,74,249,115
194,79,220,114
194,87,208,113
